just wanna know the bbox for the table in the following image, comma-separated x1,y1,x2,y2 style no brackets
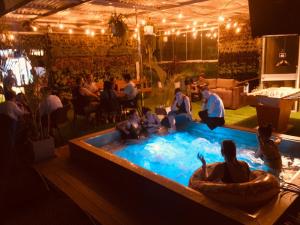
247,87,300,132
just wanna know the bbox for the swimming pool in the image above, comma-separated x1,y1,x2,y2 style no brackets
70,123,300,225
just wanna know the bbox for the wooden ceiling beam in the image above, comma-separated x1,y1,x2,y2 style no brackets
0,0,34,16
31,0,93,21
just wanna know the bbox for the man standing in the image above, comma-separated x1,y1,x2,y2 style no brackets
198,85,225,130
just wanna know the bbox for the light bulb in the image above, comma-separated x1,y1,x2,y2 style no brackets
68,29,73,34
101,29,105,34
59,23,64,29
218,15,225,22
226,23,231,30
236,27,241,33
162,18,166,23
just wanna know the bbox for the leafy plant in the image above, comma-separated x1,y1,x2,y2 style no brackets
108,13,128,38
24,71,49,140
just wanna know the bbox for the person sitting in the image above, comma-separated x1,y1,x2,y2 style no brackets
198,85,225,130
39,87,63,117
167,88,192,131
117,109,145,141
195,140,250,183
109,77,119,92
84,73,99,95
119,73,138,109
255,124,282,176
100,81,120,123
3,70,16,96
142,107,161,134
73,77,99,119
0,91,26,122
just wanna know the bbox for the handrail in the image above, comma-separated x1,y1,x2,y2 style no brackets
237,77,260,85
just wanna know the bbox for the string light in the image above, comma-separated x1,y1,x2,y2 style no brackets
178,13,183,19
141,20,146,25
8,34,14,40
203,23,207,27
192,32,197,39
59,23,64,29
176,30,180,36
133,33,137,39
218,15,225,22
162,18,166,23
192,27,196,32
233,22,238,28
85,29,90,35
236,27,241,33
91,31,95,36
225,23,231,30
213,32,217,38
32,26,38,32
193,21,197,26
68,29,73,34
171,28,175,33
101,29,105,34
186,25,190,29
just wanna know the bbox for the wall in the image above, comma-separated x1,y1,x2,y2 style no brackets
218,20,262,81
15,33,138,88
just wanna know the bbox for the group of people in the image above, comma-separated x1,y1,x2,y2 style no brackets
195,124,282,184
72,73,138,123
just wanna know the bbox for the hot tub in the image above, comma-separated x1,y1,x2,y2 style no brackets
69,123,300,225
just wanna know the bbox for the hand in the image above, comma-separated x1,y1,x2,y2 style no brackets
197,153,206,167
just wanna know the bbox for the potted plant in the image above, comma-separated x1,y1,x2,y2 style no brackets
108,13,128,46
25,71,55,162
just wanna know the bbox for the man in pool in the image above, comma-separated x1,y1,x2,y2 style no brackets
193,140,250,183
198,85,225,130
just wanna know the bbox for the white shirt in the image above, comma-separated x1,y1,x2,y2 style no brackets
123,81,138,100
40,95,63,116
205,93,225,118
0,100,24,121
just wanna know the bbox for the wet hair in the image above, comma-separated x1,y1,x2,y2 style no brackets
4,90,16,101
142,107,151,115
258,124,272,139
221,140,236,161
122,73,131,81
174,88,181,94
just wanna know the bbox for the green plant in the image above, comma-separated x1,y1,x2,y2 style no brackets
24,72,49,140
108,13,128,38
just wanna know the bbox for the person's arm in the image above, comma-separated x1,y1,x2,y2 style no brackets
184,96,192,119
255,135,264,158
171,98,178,111
80,87,98,98
207,98,217,116
117,121,130,135
198,153,223,181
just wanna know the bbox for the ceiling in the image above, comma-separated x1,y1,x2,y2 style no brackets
1,0,249,34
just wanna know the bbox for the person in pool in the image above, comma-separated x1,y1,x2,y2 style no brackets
196,140,250,183
141,107,161,134
117,109,146,141
255,124,282,176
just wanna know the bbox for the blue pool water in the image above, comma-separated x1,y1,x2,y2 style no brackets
114,124,269,186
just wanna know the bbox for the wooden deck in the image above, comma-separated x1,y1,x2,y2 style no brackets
33,146,139,225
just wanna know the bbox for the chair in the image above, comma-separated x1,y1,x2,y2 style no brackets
120,93,142,117
50,104,71,142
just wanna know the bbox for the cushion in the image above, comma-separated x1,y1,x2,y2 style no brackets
206,79,217,89
216,79,236,89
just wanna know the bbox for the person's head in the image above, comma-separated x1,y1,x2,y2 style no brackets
199,85,210,100
221,140,237,162
86,74,93,83
122,73,131,82
174,88,183,100
103,81,112,91
7,69,13,77
4,90,16,101
109,77,115,83
258,124,272,141
76,77,84,86
142,107,151,116
128,109,138,120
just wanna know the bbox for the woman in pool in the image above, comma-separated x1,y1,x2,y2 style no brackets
142,107,161,134
255,124,282,176
196,140,250,183
117,109,146,141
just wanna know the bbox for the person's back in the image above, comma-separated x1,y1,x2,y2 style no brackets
195,140,250,184
101,88,119,113
40,94,63,116
256,124,282,174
